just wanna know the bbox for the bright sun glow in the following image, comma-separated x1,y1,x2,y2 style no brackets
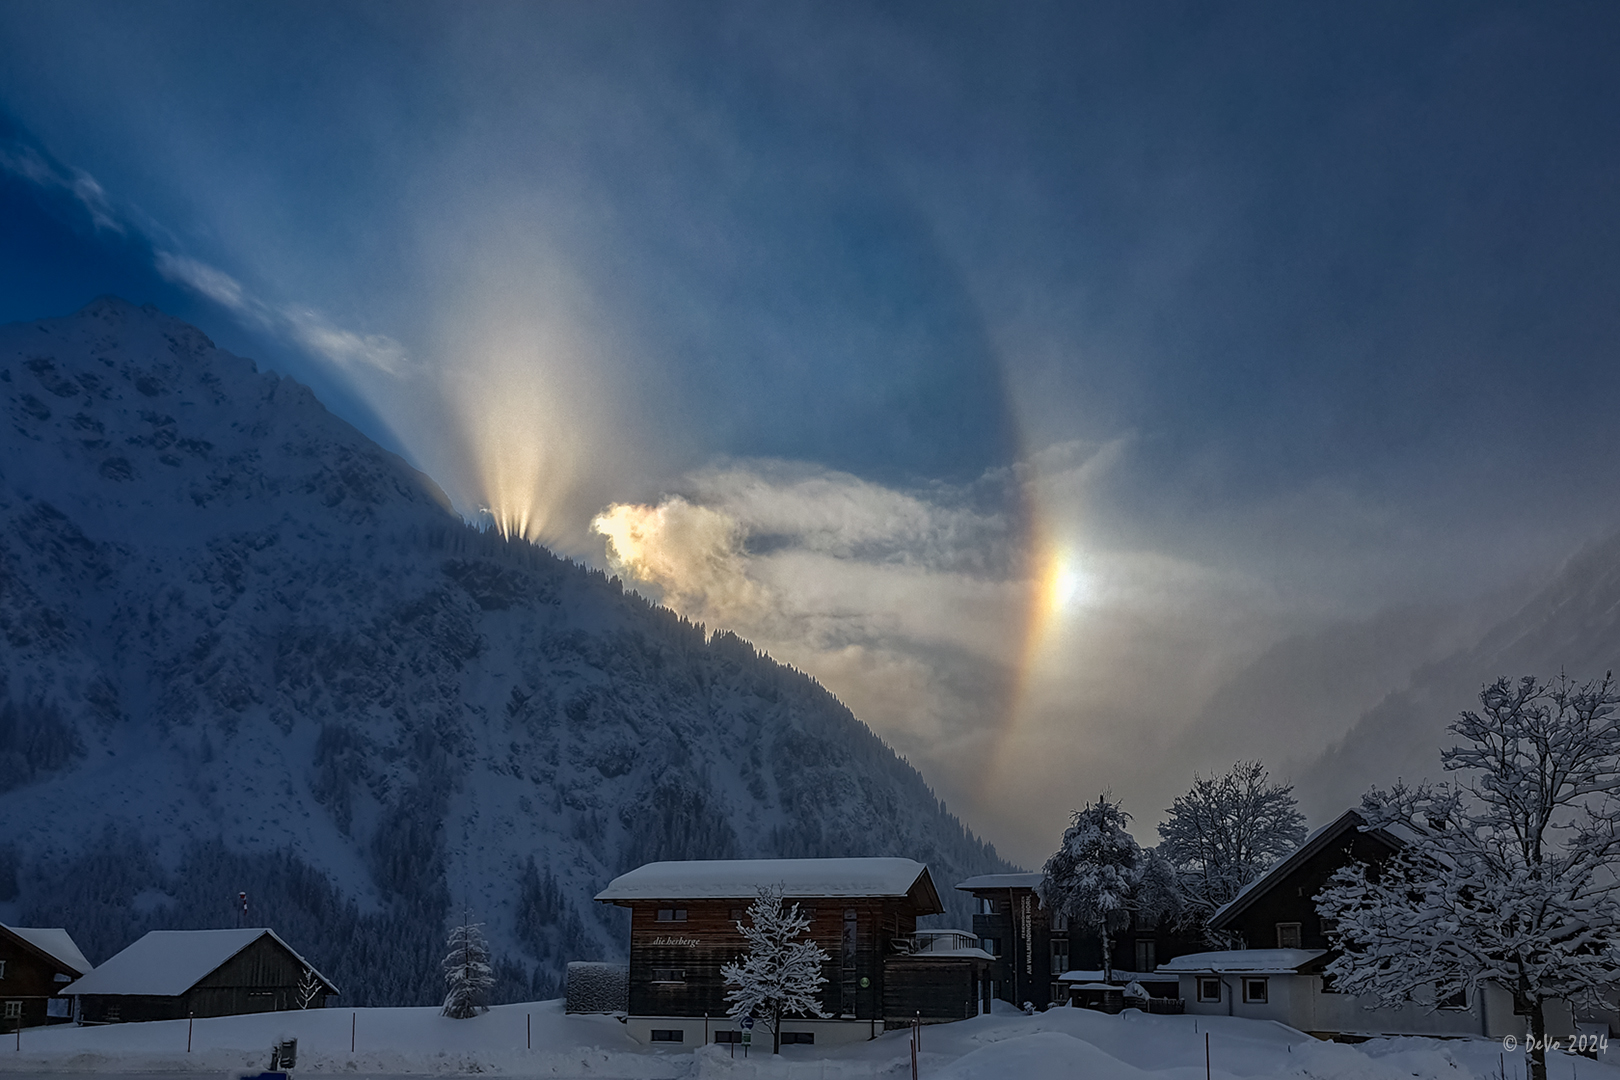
1044,551,1088,617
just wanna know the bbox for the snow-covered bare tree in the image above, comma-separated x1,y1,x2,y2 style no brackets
721,884,830,1053
441,913,495,1018
1040,795,1180,983
295,965,323,1009
1158,760,1306,939
1317,674,1620,1080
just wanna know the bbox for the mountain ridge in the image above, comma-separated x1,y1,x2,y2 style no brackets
0,297,1009,1005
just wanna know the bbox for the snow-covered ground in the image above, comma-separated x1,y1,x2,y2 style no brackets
1,1001,1613,1079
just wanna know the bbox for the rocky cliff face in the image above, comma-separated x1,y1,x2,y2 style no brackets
0,298,1007,1005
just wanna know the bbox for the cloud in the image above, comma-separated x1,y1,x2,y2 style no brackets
280,306,410,376
4,136,409,381
154,251,248,311
587,446,1295,864
0,141,123,233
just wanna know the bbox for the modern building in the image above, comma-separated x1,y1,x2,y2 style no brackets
0,924,92,1030
955,872,1197,1009
594,857,992,1047
62,928,337,1023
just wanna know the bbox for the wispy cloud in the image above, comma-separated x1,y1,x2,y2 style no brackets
5,136,409,379
0,141,122,233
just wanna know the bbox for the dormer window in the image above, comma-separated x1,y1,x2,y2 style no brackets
655,908,688,922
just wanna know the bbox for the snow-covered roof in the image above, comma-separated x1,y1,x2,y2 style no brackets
2,925,92,975
1156,949,1326,975
61,929,338,997
953,872,1043,892
1209,808,1406,930
595,858,941,911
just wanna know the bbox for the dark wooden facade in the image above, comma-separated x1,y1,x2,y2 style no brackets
0,928,86,1030
1209,809,1403,951
959,875,1200,1009
76,933,336,1023
600,860,991,1033
621,896,931,1023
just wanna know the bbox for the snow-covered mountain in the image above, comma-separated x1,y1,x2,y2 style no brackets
0,297,1008,1005
1293,528,1620,821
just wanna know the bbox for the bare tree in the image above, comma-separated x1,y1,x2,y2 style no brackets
1158,760,1306,940
1317,674,1620,1080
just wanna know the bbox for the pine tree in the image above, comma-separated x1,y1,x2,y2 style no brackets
1040,795,1180,983
721,884,830,1053
1317,674,1620,1080
441,913,495,1018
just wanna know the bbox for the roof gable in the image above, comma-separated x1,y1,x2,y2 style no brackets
1208,808,1405,931
61,928,337,997
1,925,92,975
596,857,943,912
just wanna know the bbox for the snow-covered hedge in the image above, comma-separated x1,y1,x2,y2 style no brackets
564,962,628,1014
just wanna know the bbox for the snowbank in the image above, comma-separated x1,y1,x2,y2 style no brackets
2,999,1615,1078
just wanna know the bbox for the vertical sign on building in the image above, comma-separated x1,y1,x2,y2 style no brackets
841,909,858,1017
1021,894,1033,977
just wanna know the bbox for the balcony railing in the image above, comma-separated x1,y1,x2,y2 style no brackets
890,929,980,955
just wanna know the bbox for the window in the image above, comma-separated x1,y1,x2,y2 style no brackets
655,908,687,922
0,960,7,979
1197,978,1221,1003
104,1003,121,1022
651,968,685,983
1050,939,1069,973
730,908,746,922
1438,987,1468,1010
1049,912,1068,932
1243,978,1269,1004
650,1029,684,1042
1320,972,1341,994
2,1002,19,1020
980,937,1001,957
976,897,996,915
1134,940,1157,973
800,907,816,922
715,1031,744,1044
780,1031,815,1044
1275,922,1302,949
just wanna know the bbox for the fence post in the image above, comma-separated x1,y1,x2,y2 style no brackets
1205,1031,1210,1080
527,1012,531,1050
351,1011,356,1053
188,1012,193,1052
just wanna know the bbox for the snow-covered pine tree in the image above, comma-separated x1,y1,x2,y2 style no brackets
441,913,495,1019
1317,674,1620,1080
1157,761,1306,941
721,884,830,1053
1040,795,1180,984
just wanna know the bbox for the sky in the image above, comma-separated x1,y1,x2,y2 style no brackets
3,1,1620,866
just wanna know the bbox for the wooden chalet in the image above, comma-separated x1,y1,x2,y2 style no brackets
595,857,993,1047
62,928,337,1023
0,924,92,1030
1207,807,1404,952
1171,808,1616,1040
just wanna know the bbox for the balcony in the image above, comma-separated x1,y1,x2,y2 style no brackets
890,929,982,956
